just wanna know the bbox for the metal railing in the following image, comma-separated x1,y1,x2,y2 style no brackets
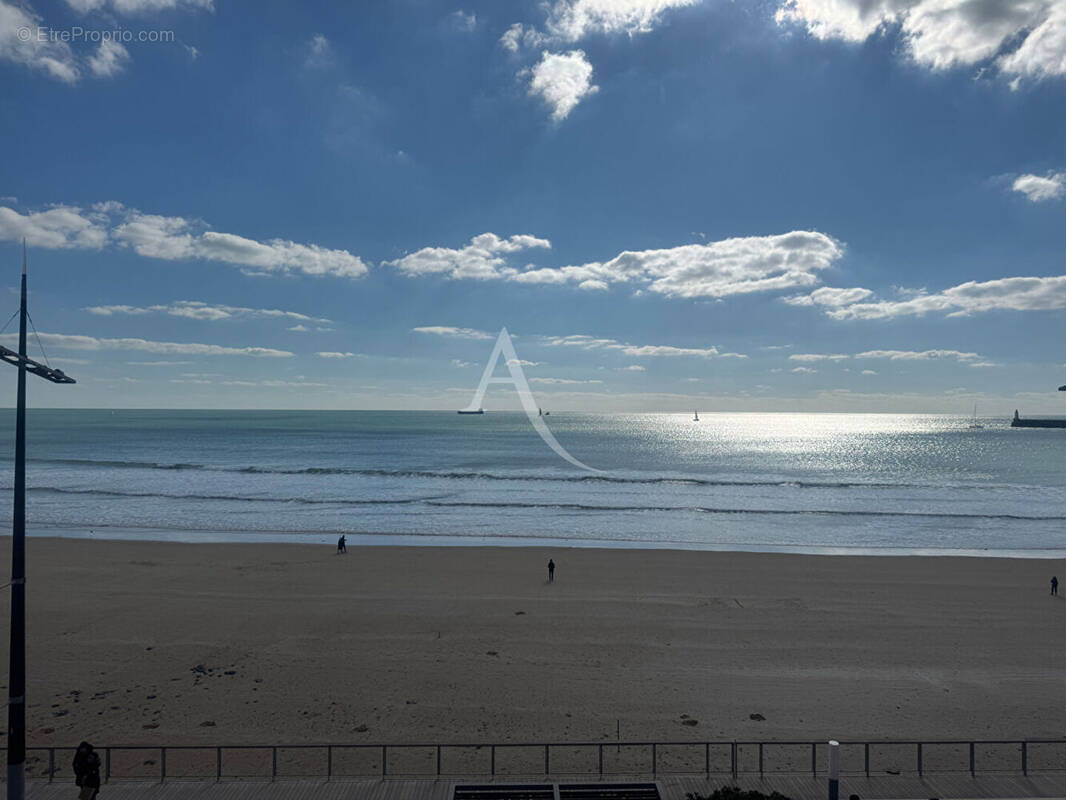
8,739,1066,783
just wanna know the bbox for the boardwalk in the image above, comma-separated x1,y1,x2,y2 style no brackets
20,773,1066,800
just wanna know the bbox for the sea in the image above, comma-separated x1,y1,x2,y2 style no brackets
1,409,1064,556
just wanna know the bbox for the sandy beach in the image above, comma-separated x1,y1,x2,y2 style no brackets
2,537,1064,748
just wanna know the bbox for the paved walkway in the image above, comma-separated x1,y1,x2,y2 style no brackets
21,773,1066,800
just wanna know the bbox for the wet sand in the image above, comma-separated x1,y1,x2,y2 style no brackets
3,537,1065,747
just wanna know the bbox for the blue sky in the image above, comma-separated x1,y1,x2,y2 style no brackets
1,0,1065,412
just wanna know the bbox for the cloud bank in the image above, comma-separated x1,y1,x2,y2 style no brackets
776,0,1066,84
391,230,843,299
0,200,368,279
802,275,1066,320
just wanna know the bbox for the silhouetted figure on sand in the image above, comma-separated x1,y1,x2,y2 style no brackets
548,558,555,583
73,741,101,800
1053,576,1058,596
337,535,346,554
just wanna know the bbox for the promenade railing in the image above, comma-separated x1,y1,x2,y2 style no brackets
8,739,1066,783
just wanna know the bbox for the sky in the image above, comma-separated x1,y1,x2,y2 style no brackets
0,0,1065,413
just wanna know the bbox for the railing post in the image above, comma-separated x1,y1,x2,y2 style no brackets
652,743,657,777
437,745,442,776
491,745,495,776
599,744,603,777
828,740,840,800
216,747,222,782
705,742,710,777
327,746,332,781
864,743,869,777
811,742,817,777
759,743,764,777
48,748,54,783
1022,741,1028,776
917,742,922,777
969,742,975,777
105,748,111,783
161,746,167,783
544,744,550,775
272,746,277,781
731,742,737,779
381,745,387,777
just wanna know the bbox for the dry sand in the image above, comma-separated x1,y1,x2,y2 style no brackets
2,537,1065,748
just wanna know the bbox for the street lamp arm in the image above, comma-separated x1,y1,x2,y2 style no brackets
0,345,75,384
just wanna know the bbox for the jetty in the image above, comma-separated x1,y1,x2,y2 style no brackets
1010,385,1066,428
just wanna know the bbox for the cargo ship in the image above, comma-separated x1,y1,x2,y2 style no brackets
1010,385,1066,428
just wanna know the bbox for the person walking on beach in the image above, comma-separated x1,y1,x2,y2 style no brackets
73,741,101,800
337,535,346,554
547,558,555,583
1053,576,1059,596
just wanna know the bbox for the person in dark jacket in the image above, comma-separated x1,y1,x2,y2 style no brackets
73,741,101,800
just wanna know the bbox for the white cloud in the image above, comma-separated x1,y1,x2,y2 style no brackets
450,10,477,31
412,326,494,340
0,332,293,357
115,215,368,278
0,200,368,279
856,349,981,362
791,366,817,373
776,0,1066,83
544,0,699,40
303,34,334,70
528,50,598,121
65,0,213,12
87,39,129,77
385,230,843,301
316,351,360,359
789,353,849,361
84,300,331,323
0,0,79,83
387,233,551,279
1,0,210,84
861,369,877,375
530,377,604,384
0,204,108,249
1012,172,1065,202
500,22,542,51
825,275,1066,320
621,364,645,371
513,231,843,298
540,333,743,359
48,357,90,365
65,0,212,10
621,344,725,357
288,324,309,332
997,3,1066,82
783,286,873,307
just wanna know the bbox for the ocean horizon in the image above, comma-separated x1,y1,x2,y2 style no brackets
0,409,1062,557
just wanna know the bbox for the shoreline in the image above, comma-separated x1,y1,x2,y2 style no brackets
7,524,1066,559
3,537,1065,748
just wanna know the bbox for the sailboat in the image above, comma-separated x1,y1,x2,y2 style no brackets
968,403,983,429
693,410,699,422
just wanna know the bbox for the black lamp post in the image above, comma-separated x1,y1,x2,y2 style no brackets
2,245,75,800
